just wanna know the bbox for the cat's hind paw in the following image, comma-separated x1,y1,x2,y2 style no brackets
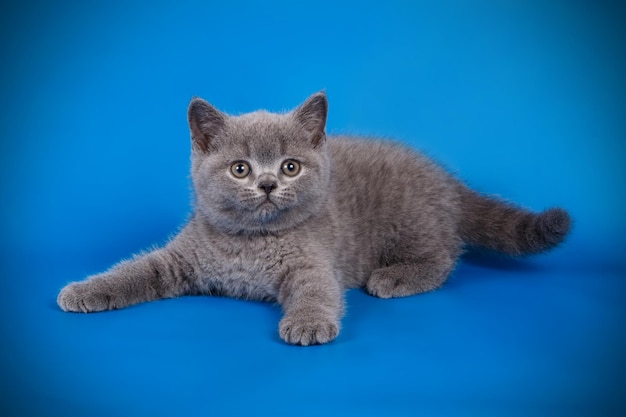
279,312,339,346
57,281,116,313
366,263,448,299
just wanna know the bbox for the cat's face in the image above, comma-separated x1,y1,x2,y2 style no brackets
188,93,331,234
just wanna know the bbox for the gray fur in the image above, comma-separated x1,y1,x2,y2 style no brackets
58,92,571,346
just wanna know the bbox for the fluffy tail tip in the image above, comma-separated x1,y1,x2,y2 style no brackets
538,208,572,248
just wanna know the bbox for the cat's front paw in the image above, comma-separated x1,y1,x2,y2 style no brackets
279,312,339,346
57,281,116,313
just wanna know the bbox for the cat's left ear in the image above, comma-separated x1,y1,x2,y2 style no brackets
188,97,226,153
292,92,328,147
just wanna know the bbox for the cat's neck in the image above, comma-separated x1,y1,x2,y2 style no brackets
192,203,330,237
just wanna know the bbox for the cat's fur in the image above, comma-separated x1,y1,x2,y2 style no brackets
58,92,571,346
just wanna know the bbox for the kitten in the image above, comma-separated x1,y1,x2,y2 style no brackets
58,92,571,346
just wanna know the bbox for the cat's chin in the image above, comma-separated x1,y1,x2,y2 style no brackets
199,193,324,235
238,205,309,235
255,200,281,221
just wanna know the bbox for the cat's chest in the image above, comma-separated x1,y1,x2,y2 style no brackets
223,235,288,274
199,233,301,300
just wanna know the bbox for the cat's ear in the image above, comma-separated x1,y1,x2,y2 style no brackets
188,97,226,153
293,92,328,147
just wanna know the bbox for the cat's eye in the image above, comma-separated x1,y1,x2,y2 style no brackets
230,161,251,178
281,160,301,177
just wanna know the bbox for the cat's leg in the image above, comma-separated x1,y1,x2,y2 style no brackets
277,267,344,346
366,248,458,299
57,246,195,313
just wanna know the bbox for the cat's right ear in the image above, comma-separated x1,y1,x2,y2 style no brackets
188,98,226,153
293,92,328,148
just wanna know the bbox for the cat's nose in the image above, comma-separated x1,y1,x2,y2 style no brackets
259,181,277,195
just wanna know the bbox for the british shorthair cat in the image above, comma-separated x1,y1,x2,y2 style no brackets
58,92,571,346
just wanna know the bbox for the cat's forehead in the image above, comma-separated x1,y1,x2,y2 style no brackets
223,111,306,163
233,110,286,130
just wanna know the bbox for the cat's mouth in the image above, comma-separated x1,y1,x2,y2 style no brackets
252,197,282,222
259,196,277,208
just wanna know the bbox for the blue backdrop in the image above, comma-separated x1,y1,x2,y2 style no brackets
1,1,625,416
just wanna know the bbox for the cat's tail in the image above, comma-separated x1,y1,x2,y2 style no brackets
457,186,571,256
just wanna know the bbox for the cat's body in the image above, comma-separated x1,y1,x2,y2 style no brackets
58,92,571,345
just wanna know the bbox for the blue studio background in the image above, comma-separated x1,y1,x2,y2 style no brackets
1,0,625,416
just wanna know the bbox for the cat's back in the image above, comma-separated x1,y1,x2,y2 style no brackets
325,136,460,286
327,136,456,206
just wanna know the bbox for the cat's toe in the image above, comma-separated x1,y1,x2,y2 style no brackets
366,264,446,298
366,272,400,299
57,282,112,313
279,314,339,346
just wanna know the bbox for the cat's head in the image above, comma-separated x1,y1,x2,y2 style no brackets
187,92,331,234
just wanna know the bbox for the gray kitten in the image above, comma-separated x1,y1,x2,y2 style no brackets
58,92,571,346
